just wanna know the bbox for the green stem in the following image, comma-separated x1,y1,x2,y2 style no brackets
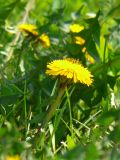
43,84,66,127
24,80,27,132
36,83,66,149
65,87,73,137
103,38,107,63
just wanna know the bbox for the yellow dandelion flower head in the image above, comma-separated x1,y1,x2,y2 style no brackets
38,33,50,48
18,24,39,37
6,155,21,160
46,58,93,86
70,24,84,33
75,36,85,45
65,58,80,64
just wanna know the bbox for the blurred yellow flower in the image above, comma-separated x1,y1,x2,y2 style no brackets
69,24,95,64
6,155,21,160
69,24,85,46
38,33,50,48
18,24,50,48
46,58,93,86
18,24,39,37
82,47,95,64
75,36,85,45
82,47,86,53
85,52,95,64
70,24,84,33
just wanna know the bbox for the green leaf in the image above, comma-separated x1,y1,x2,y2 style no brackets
78,29,100,61
109,125,120,143
107,75,116,89
86,36,100,61
0,0,19,24
98,109,120,126
52,0,65,12
106,4,120,17
62,144,85,160
46,8,64,23
67,134,75,149
85,10,101,46
0,94,20,105
30,113,45,124
85,143,98,160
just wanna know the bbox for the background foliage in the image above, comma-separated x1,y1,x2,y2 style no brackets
0,0,120,159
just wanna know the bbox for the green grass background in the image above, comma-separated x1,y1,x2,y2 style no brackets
0,0,120,159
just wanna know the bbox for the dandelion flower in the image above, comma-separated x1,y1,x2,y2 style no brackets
75,36,85,45
70,24,84,33
69,24,94,64
70,24,85,45
46,58,93,86
18,24,39,37
38,33,50,48
6,155,21,160
18,24,50,48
